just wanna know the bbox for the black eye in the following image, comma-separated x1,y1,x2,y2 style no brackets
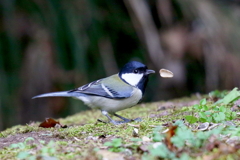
134,69,138,73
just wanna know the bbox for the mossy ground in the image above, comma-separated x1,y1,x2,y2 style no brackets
0,95,239,159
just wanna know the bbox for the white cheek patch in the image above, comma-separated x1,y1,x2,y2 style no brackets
121,73,144,86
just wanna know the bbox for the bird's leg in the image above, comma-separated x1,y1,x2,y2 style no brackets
113,113,142,122
100,110,124,125
113,113,131,122
99,111,142,125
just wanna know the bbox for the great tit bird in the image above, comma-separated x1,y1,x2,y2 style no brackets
33,61,155,125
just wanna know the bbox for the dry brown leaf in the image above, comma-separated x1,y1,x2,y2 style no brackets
165,125,177,151
39,118,67,128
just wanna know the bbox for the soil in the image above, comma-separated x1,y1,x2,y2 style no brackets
0,98,200,150
0,131,67,149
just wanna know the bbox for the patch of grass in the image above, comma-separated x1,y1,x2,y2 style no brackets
0,89,239,159
185,88,240,124
104,138,125,152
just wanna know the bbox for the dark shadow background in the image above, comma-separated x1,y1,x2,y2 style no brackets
1,0,240,130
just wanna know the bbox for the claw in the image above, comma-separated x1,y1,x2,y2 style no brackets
133,117,142,122
97,119,107,123
100,110,142,125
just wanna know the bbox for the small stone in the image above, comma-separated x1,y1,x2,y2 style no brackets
132,128,139,137
225,121,235,126
226,136,240,145
197,122,210,131
208,123,219,130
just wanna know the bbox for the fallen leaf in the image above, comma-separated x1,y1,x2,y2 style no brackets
39,118,67,128
165,125,177,151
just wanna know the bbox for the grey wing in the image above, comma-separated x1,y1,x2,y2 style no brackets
68,79,133,99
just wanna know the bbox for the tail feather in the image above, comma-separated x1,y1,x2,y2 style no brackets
32,91,83,99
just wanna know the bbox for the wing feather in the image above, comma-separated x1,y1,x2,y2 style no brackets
68,74,133,99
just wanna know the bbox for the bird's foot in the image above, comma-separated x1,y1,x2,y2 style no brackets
97,119,107,123
97,119,130,125
100,111,142,125
132,117,142,122
112,118,142,125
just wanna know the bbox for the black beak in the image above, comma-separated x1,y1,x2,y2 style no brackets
145,69,155,75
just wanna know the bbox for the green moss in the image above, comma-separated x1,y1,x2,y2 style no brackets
1,94,239,159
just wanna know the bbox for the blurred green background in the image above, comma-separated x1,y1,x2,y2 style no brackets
1,0,240,130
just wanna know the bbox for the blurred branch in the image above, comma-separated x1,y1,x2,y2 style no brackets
124,0,165,67
157,0,173,26
20,28,53,123
203,42,220,91
98,37,118,75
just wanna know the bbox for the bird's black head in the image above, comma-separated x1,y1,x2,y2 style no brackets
119,61,155,94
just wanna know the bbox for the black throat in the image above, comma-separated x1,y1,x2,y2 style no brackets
136,75,149,95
